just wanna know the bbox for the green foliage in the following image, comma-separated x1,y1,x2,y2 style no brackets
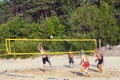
69,3,99,38
0,54,36,59
0,0,120,59
0,17,30,38
10,41,38,53
69,1,119,45
29,22,41,38
46,16,65,37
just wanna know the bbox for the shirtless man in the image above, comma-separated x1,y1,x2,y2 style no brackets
68,50,74,67
38,44,51,71
80,49,90,77
95,49,103,73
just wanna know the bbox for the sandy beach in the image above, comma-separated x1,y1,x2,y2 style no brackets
0,47,120,80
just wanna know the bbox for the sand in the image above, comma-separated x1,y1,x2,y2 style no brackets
0,47,120,80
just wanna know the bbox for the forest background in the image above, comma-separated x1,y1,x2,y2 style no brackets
0,0,120,58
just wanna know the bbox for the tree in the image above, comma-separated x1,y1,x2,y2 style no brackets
46,16,65,38
69,1,119,45
0,0,56,25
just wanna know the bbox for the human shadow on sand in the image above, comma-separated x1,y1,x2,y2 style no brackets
88,68,99,72
0,70,8,74
38,68,53,72
90,64,97,67
1,73,35,78
70,71,84,76
63,65,70,68
37,68,46,72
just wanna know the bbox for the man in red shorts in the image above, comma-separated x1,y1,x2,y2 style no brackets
80,49,90,77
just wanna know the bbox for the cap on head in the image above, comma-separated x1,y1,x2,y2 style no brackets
80,49,84,54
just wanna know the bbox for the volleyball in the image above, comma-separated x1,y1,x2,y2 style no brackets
50,35,54,39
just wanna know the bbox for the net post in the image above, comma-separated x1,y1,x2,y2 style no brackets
5,39,9,54
99,39,101,51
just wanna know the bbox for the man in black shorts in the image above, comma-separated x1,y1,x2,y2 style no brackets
42,54,51,65
38,44,51,71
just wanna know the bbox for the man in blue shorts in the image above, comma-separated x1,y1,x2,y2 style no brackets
95,49,104,73
68,50,74,67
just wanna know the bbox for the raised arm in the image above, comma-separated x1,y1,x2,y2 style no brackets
95,49,102,61
37,43,41,51
38,44,45,54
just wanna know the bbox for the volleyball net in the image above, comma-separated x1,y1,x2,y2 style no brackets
5,38,97,55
